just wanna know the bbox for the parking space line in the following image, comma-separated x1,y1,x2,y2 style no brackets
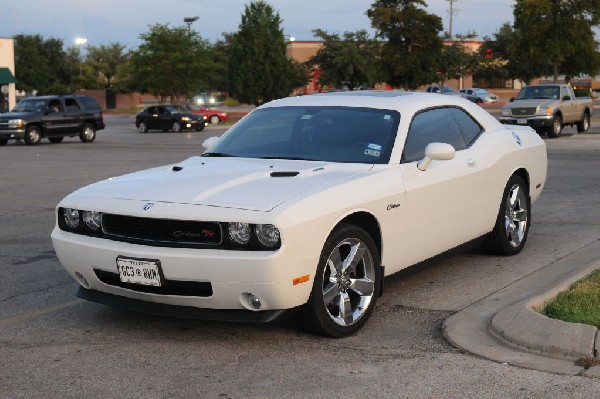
0,299,84,327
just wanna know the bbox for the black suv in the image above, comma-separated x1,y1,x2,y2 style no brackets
0,95,105,145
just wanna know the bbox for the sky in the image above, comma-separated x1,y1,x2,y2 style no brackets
0,0,515,50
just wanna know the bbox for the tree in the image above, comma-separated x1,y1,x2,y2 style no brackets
228,1,307,105
513,0,600,82
367,0,443,90
130,23,212,103
437,42,470,88
85,43,130,88
13,34,73,94
308,29,381,90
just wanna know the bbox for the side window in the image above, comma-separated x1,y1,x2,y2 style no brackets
64,98,81,112
402,108,467,163
449,108,483,146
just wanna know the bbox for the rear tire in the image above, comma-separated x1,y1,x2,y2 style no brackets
49,137,64,144
576,112,590,133
138,122,148,133
210,115,220,124
172,121,182,133
483,175,531,256
24,126,42,145
294,224,381,337
80,124,96,143
0,137,8,146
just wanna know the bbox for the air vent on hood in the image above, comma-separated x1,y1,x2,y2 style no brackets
270,171,299,177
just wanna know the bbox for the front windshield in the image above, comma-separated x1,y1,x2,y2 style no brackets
516,86,560,100
166,105,183,114
204,106,400,164
12,99,46,113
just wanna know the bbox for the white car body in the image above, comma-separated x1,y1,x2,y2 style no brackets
52,92,547,335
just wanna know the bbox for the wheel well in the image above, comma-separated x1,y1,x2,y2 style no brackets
513,168,530,192
554,111,563,120
337,212,382,259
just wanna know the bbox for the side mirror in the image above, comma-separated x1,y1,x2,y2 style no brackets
510,97,515,102
202,136,219,150
562,95,571,101
417,143,456,171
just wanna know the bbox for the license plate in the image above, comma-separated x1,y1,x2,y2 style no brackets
517,118,527,124
116,257,162,286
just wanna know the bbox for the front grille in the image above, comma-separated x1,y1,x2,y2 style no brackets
510,107,537,116
102,214,222,247
94,269,213,297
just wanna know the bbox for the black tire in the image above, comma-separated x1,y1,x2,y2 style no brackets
475,98,483,104
576,112,590,133
195,123,205,132
80,124,96,143
483,175,531,256
172,121,182,133
210,115,220,124
48,137,64,144
546,114,562,138
138,121,148,133
294,224,381,337
0,137,8,146
162,129,169,132
24,125,42,145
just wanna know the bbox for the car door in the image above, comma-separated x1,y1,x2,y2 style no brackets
156,106,172,130
144,106,159,130
42,99,67,136
396,107,490,265
560,86,578,123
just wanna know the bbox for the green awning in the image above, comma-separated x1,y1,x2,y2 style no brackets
0,67,17,84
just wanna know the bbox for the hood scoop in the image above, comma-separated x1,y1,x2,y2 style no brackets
270,171,300,177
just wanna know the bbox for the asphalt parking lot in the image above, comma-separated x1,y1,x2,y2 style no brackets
0,115,599,398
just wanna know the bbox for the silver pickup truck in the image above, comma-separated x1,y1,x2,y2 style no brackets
499,84,593,138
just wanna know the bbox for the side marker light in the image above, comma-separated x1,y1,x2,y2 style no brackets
293,275,310,285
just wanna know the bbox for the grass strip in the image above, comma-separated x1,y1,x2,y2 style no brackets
538,269,600,328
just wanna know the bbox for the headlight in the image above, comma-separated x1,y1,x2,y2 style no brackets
82,211,102,231
63,208,80,229
229,222,251,245
181,116,191,121
8,119,25,128
537,107,552,115
501,108,511,116
255,224,280,248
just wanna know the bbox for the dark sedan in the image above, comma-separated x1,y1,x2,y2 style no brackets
135,105,208,133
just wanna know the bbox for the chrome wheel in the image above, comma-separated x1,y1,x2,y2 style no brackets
172,121,181,132
504,184,528,248
25,126,41,145
80,124,96,143
322,237,376,327
210,115,220,124
138,122,147,133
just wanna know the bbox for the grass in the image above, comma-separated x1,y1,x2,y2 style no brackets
581,131,600,134
538,269,600,328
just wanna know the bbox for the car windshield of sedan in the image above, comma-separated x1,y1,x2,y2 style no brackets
203,106,400,164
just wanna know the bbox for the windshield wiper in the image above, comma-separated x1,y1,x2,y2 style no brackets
202,152,235,157
260,156,316,161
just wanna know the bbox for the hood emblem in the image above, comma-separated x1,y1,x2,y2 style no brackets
143,203,155,211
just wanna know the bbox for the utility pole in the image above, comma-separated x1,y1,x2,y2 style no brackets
445,0,458,38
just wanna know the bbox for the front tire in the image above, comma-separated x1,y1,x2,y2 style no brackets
546,114,562,138
172,121,182,133
0,137,8,146
483,175,531,256
80,124,96,143
294,224,381,337
577,112,590,133
24,125,42,145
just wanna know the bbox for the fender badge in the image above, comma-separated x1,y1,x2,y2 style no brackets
143,203,154,211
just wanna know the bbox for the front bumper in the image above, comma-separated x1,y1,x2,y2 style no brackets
51,228,316,316
499,115,553,129
0,129,25,139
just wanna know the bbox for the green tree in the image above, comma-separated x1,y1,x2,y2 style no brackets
308,29,381,90
367,0,443,90
513,0,600,82
437,42,470,88
85,43,130,88
13,34,73,94
228,1,307,105
130,23,212,103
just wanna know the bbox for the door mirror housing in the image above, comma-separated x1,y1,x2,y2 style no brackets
417,142,456,171
202,136,220,150
562,95,571,101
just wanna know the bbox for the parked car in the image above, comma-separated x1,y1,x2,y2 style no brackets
52,91,547,337
499,84,593,137
180,103,229,124
459,88,499,103
135,105,208,133
425,85,465,97
0,94,105,145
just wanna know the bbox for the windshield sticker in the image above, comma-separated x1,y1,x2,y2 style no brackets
301,114,314,120
384,115,391,120
367,143,382,151
364,149,381,157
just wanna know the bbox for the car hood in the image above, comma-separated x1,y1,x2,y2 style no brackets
0,111,37,119
504,99,554,109
72,157,373,212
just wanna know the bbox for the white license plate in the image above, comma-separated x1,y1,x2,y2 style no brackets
517,118,527,124
117,257,162,286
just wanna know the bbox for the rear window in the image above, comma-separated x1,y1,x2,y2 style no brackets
76,96,101,110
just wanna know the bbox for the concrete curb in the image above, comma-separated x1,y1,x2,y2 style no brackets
443,239,600,377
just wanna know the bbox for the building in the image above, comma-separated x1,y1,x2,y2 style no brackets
0,38,17,112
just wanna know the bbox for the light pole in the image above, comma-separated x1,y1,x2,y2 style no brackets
75,37,87,77
184,16,199,35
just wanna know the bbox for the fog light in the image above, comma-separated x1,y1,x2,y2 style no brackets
248,293,262,310
63,208,80,229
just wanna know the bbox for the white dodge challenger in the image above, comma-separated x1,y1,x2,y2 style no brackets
51,91,547,337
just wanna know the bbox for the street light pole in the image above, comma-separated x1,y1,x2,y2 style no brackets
184,16,199,35
75,37,88,77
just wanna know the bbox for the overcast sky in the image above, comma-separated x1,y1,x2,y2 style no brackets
1,0,515,49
